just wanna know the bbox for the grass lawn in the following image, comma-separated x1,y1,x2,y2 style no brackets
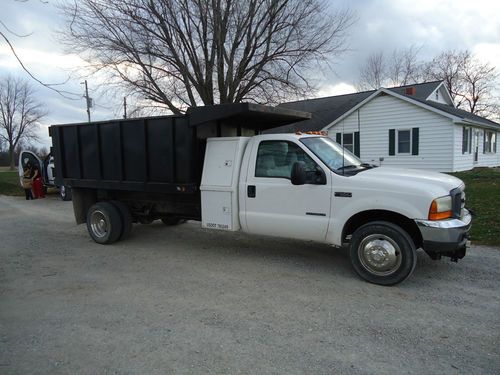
450,168,500,247
0,170,24,196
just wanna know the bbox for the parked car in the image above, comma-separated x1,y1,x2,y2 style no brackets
18,150,72,200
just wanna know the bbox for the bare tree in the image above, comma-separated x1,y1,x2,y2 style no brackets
455,56,498,116
0,76,47,170
388,46,422,87
422,50,499,116
357,46,422,90
59,0,354,114
358,48,499,119
421,50,469,102
357,51,385,91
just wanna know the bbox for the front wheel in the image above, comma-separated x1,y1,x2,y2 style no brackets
60,185,72,201
350,221,417,286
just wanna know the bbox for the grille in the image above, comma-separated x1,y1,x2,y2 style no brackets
450,185,465,218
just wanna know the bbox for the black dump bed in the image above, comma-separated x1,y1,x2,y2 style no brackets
49,103,310,195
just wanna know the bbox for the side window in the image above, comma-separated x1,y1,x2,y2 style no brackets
342,133,354,153
255,141,318,180
397,130,411,154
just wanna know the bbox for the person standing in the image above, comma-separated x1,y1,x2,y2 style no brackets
31,163,45,199
22,162,34,200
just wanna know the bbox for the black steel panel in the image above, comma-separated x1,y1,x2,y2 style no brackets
50,127,65,186
50,104,301,195
99,123,121,181
174,117,193,183
79,125,100,180
62,126,79,178
147,118,175,182
122,120,147,182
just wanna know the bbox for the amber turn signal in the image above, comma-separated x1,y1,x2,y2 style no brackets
428,197,453,220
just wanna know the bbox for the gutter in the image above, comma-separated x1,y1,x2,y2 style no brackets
453,119,500,131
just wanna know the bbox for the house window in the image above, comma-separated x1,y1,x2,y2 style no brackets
462,127,472,154
397,130,411,154
484,131,497,153
342,133,354,153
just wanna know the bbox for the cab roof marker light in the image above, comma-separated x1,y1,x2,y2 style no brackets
295,131,328,136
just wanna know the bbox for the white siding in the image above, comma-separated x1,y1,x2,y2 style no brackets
427,86,454,106
326,95,454,172
453,125,500,171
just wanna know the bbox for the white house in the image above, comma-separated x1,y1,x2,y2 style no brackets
271,81,499,172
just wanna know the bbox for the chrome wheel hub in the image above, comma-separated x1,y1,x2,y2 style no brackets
90,210,108,238
358,234,402,276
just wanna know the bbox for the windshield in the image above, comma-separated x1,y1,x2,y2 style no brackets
301,137,362,172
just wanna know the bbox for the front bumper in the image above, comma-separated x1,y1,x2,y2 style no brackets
415,209,472,261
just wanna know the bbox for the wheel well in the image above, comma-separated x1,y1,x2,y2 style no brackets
72,188,97,224
342,210,423,249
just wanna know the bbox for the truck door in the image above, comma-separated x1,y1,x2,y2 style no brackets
243,140,331,241
18,150,44,186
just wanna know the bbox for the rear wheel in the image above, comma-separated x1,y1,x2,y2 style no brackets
86,202,123,244
110,200,133,240
350,221,417,286
60,185,72,201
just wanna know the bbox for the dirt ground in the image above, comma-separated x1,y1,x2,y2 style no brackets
0,195,499,374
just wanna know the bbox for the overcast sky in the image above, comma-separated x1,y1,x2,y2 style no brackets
1,0,499,148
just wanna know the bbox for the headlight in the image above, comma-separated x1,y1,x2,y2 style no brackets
428,196,453,220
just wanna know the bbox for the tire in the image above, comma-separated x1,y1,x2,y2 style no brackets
86,202,123,244
161,217,184,226
110,200,133,240
60,185,72,201
350,221,417,286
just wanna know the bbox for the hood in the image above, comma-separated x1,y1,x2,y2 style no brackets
354,167,463,197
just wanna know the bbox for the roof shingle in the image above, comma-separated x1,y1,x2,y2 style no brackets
267,81,499,133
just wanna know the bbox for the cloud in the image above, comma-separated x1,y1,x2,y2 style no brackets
315,83,357,97
331,0,500,85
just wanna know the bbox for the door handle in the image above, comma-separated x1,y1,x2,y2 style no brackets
247,185,256,198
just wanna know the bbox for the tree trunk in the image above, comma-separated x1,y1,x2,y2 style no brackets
8,146,15,171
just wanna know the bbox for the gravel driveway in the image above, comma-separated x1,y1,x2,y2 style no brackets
0,195,499,374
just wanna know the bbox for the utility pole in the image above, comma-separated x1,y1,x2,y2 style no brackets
123,97,127,119
82,80,91,123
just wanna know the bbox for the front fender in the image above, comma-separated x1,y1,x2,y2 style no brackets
327,194,426,246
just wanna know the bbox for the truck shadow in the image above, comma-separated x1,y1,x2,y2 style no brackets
124,221,454,287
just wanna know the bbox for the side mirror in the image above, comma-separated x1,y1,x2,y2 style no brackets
314,166,327,185
291,161,307,185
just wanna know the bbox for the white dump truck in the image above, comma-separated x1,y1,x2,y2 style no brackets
49,103,471,285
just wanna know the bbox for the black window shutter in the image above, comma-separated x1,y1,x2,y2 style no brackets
412,128,419,155
469,129,472,153
354,131,360,157
389,129,395,155
462,127,466,154
495,132,497,153
483,131,486,153
336,132,341,144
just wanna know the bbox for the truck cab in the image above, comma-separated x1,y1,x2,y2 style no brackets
201,134,471,285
